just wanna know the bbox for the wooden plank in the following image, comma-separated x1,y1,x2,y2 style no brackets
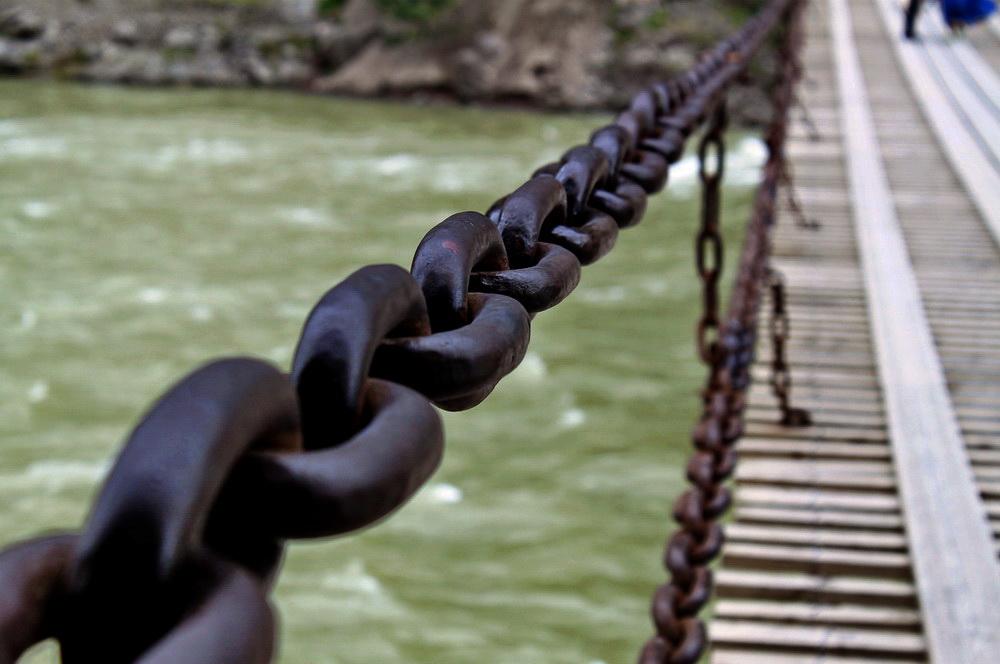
725,523,907,550
746,407,885,429
713,649,923,664
979,480,1000,500
870,0,1000,243
747,389,884,413
735,507,903,531
714,599,921,629
715,569,916,606
749,369,880,387
736,466,895,492
831,1,1000,660
736,486,900,512
969,448,1000,465
736,439,892,461
943,31,1000,109
746,459,892,473
744,422,888,444
710,620,925,658
747,387,885,409
751,349,873,368
915,9,1000,166
974,466,1000,481
723,542,911,579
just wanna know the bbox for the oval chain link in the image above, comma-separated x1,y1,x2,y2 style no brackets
695,102,729,365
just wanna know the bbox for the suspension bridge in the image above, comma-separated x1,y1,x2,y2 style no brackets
709,0,1000,662
0,0,998,663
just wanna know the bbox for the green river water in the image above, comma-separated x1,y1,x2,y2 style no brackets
0,79,765,664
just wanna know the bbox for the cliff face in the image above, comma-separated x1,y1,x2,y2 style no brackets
0,0,773,120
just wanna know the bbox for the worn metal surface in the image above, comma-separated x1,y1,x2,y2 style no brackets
0,1,804,661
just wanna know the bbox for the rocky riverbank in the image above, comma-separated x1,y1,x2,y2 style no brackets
0,0,775,120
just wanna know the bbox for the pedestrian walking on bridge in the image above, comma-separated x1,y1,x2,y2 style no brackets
905,0,997,39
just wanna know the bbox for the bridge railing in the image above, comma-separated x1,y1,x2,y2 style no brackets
640,2,812,660
0,2,808,662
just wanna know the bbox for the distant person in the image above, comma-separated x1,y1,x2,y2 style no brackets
905,0,997,39
904,0,924,39
941,0,997,31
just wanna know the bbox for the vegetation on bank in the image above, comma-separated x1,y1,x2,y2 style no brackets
1,1,774,119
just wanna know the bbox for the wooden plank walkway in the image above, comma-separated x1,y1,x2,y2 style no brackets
710,0,1000,661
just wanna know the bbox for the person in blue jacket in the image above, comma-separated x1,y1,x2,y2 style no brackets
941,0,997,30
905,0,997,39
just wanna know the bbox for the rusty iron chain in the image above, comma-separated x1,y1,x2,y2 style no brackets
795,90,824,142
769,268,813,426
639,1,810,662
0,1,804,661
781,158,821,229
695,100,729,365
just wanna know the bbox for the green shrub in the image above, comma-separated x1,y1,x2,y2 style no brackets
317,0,347,16
375,0,453,23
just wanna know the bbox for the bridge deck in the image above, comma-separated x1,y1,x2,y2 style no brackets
711,0,1000,662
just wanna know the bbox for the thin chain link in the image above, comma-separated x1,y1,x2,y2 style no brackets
696,101,729,365
769,267,812,426
639,2,809,662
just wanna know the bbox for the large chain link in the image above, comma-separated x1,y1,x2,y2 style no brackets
0,1,803,661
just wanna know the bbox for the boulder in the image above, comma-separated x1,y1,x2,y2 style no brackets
112,19,140,47
0,8,44,41
313,21,377,70
314,41,448,95
164,26,199,52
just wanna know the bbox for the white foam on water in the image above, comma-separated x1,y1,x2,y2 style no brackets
726,135,769,186
321,559,384,596
425,482,463,504
510,351,547,383
432,160,506,193
20,310,38,330
19,459,110,491
22,201,55,219
27,381,49,403
1,136,68,159
309,560,405,619
149,138,249,170
280,206,335,227
579,285,628,304
375,154,417,176
641,278,669,295
667,154,700,192
667,135,767,195
138,287,167,304
433,163,467,192
0,120,21,135
558,408,586,429
189,304,214,321
277,302,309,319
267,345,291,364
